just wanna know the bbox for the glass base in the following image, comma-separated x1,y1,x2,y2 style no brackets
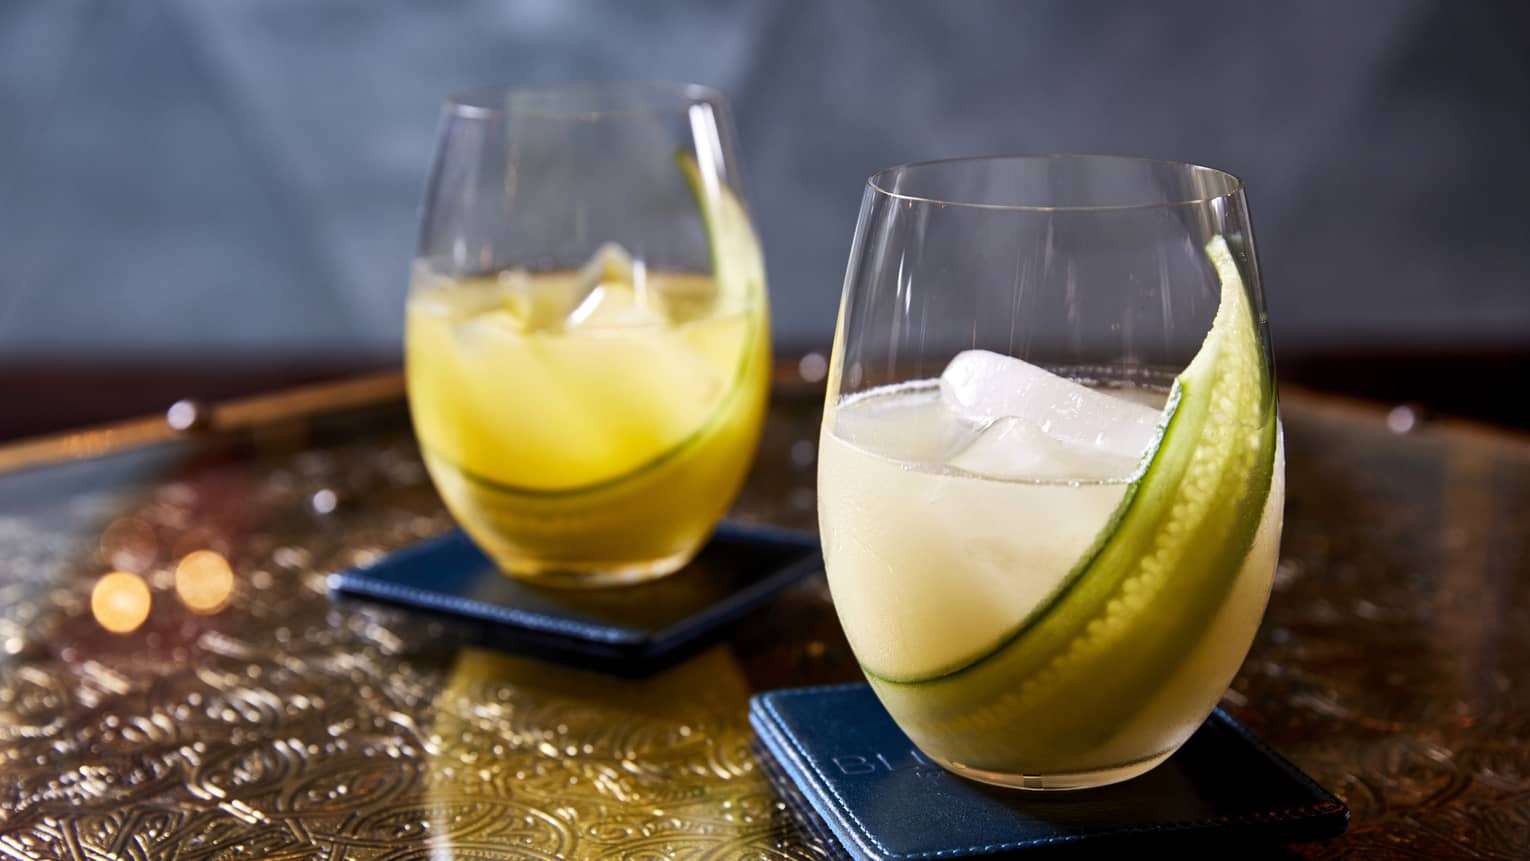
493,546,697,589
935,747,1175,791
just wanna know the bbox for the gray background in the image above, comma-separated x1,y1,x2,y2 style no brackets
1,0,1526,357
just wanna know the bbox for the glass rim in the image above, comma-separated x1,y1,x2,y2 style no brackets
866,153,1246,213
444,80,726,119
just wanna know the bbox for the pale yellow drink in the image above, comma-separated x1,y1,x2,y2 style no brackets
819,379,1283,785
407,258,769,585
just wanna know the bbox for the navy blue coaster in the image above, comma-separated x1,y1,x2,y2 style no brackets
330,521,821,676
751,684,1349,860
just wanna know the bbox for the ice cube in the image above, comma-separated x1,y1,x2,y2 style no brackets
577,242,637,292
563,242,668,330
494,269,555,331
489,243,649,333
948,415,1144,481
832,386,982,463
565,282,666,330
939,350,1161,463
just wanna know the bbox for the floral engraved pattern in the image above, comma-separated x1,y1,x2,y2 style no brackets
0,394,1526,859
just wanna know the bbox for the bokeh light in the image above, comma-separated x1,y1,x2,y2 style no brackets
97,517,158,573
175,550,235,614
91,571,152,634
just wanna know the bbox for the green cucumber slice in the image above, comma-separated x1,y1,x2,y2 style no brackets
675,151,766,315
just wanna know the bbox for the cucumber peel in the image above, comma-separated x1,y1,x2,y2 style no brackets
675,151,765,315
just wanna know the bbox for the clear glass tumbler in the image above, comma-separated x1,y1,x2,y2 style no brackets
407,83,771,587
818,155,1283,789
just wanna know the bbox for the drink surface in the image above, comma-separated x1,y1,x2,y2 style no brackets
406,256,769,581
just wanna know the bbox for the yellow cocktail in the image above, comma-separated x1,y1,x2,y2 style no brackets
407,250,768,584
408,81,769,587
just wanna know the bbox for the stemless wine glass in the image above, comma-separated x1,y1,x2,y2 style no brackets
406,82,770,587
818,155,1283,789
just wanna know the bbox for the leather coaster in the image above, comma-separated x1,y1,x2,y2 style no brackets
751,683,1348,859
330,521,820,676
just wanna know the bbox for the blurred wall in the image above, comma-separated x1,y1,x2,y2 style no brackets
1,0,1526,358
